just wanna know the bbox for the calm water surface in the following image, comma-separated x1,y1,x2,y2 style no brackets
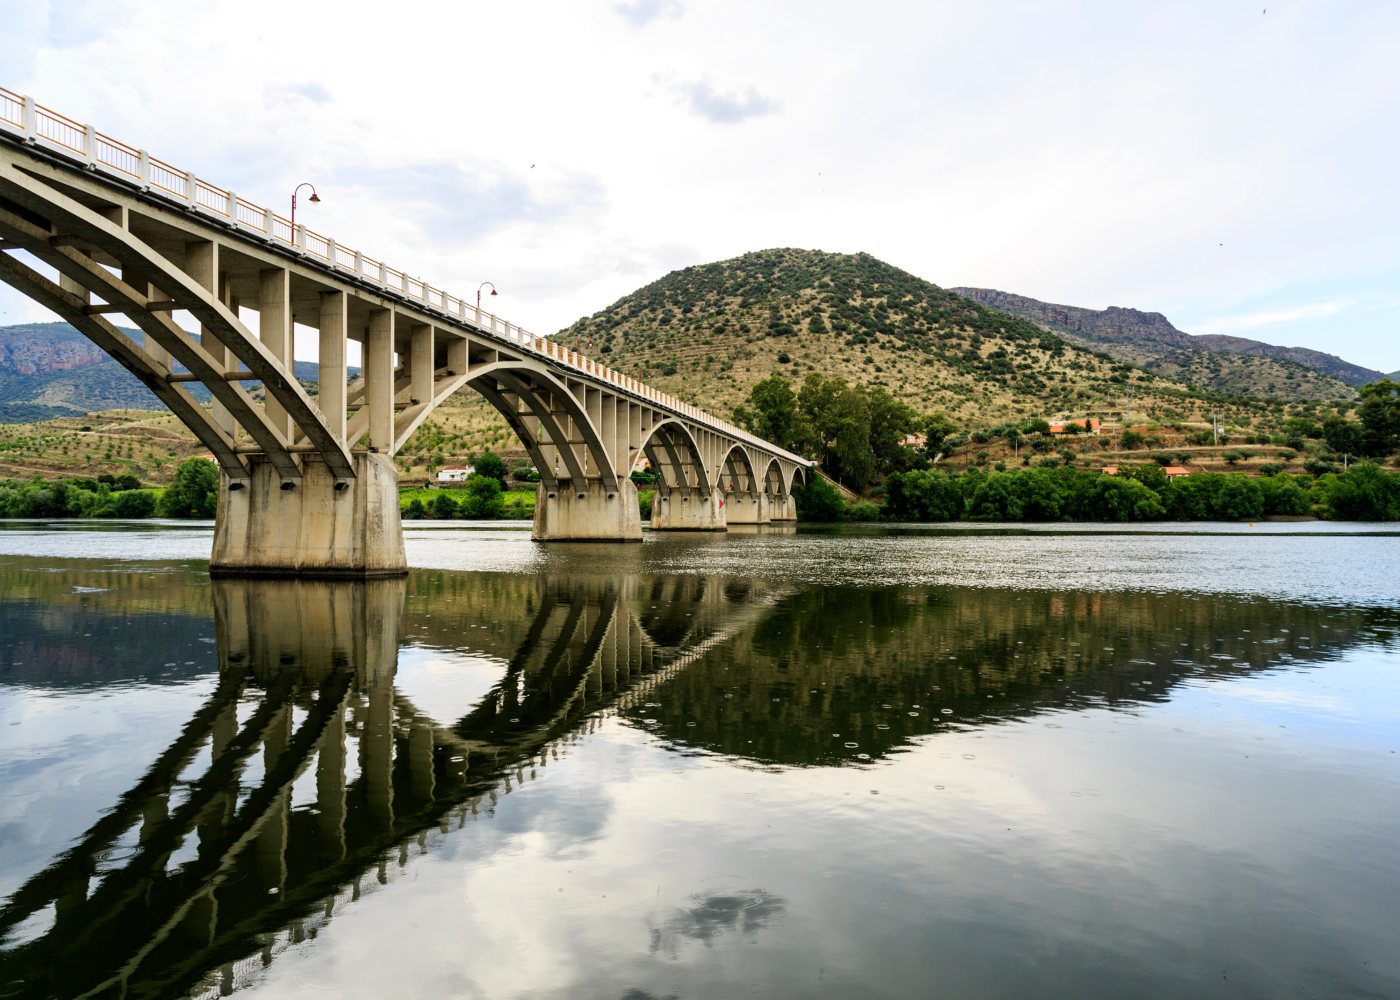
1,523,1398,999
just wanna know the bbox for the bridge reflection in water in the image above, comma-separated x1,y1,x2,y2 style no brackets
0,570,779,999
0,564,1394,998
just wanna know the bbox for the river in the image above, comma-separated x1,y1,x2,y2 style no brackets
1,521,1398,999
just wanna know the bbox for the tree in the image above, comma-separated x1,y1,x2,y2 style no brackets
923,413,957,460
428,490,459,519
112,489,157,518
1322,414,1364,458
403,497,428,520
734,374,802,453
865,386,919,475
792,475,845,522
460,474,505,518
473,450,508,487
1358,379,1400,456
160,457,218,518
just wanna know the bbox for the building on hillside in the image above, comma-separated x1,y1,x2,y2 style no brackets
1101,465,1119,475
435,465,474,483
1162,466,1191,480
1048,417,1101,435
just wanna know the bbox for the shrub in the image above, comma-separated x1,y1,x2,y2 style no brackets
428,491,459,519
112,489,158,518
159,458,218,518
403,498,428,520
638,490,653,520
459,474,505,518
793,476,845,522
845,501,880,521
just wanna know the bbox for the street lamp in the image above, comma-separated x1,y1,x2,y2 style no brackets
477,281,498,312
290,182,320,244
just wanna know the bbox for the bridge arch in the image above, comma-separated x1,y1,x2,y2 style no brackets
718,444,758,495
0,162,352,482
459,359,620,490
640,418,713,496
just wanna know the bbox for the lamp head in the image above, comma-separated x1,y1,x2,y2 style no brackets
309,192,321,203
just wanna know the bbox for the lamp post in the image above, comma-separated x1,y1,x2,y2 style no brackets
290,182,320,245
477,281,498,312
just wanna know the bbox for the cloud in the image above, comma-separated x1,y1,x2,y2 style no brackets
269,82,332,104
1193,299,1355,336
661,78,780,124
615,0,684,27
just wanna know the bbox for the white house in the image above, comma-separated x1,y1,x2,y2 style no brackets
436,465,474,483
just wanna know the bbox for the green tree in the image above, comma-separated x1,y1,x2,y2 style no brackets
473,450,508,487
923,413,957,460
792,475,845,521
159,458,218,518
1322,414,1364,458
460,474,505,518
428,490,459,519
865,387,919,475
403,497,428,520
1358,379,1400,456
734,374,803,453
111,489,157,518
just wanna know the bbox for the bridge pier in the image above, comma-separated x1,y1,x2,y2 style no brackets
533,480,643,542
211,453,407,578
651,488,726,531
769,494,798,522
723,490,771,526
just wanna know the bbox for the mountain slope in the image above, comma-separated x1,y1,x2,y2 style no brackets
554,249,1290,427
952,287,1378,398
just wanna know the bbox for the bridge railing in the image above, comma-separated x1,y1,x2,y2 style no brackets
0,87,807,465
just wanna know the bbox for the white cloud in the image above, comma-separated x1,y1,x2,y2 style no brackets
1193,299,1356,336
2,0,1399,369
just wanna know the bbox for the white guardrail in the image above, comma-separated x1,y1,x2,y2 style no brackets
0,87,806,464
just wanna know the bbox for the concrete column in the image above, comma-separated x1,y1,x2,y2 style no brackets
215,274,239,439
184,241,236,440
651,488,725,531
124,265,171,374
318,291,347,444
409,323,433,409
723,490,771,525
258,268,294,441
211,452,407,577
366,309,395,453
533,479,642,541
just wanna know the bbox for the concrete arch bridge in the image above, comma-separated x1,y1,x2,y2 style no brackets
0,89,810,576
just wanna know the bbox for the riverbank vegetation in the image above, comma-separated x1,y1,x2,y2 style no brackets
793,463,1400,523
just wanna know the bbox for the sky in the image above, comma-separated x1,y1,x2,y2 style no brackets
2,0,1398,373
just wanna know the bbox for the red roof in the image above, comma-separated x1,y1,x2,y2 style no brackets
1163,466,1190,477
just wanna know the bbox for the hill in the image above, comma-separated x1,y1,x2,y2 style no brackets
0,252,1353,487
951,287,1379,399
554,249,1305,427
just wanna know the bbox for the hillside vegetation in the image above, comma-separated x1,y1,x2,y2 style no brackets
952,287,1379,399
554,249,1299,427
4,250,1393,497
